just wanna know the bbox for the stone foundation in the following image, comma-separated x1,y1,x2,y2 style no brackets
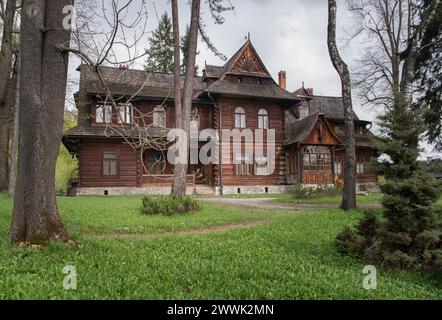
76,186,203,196
219,185,294,195
356,182,380,193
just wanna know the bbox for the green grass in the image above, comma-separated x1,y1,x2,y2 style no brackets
0,192,441,299
225,192,384,205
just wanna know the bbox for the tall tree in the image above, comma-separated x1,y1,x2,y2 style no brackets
336,0,442,270
9,0,73,244
145,12,174,73
180,25,199,74
415,4,442,150
327,0,356,210
8,52,19,195
170,0,186,196
0,0,17,191
170,0,201,197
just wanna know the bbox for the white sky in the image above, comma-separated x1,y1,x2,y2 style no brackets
67,0,441,158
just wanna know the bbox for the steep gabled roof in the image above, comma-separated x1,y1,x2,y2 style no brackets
285,113,342,145
221,40,272,78
201,40,298,102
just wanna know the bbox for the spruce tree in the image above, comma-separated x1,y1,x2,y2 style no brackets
145,13,174,73
336,108,442,271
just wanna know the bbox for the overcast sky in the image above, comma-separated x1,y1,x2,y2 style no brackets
67,0,440,158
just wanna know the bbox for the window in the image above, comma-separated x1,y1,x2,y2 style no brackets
356,157,365,174
234,107,246,128
118,103,134,124
236,78,242,83
96,104,112,124
299,106,309,119
146,151,165,174
258,109,269,129
235,153,253,175
256,79,262,85
334,156,343,175
190,107,199,130
255,156,270,175
153,106,166,127
103,152,117,176
302,146,331,171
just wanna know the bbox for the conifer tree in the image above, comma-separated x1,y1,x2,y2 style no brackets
145,13,174,73
335,0,442,271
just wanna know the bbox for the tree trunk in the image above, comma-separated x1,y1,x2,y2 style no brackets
8,54,20,195
0,0,17,191
170,0,201,197
9,0,73,244
170,0,186,196
327,0,356,210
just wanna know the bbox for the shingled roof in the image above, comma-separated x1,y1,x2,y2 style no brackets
285,113,320,145
292,87,361,121
203,79,299,101
200,40,298,102
79,65,207,99
203,65,224,79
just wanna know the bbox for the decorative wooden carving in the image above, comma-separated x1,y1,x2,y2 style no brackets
230,46,267,75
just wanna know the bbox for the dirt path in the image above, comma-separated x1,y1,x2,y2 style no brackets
92,218,268,239
202,197,381,211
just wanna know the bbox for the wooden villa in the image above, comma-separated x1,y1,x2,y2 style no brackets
63,40,378,195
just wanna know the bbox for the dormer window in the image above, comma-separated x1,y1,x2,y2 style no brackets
153,106,166,127
96,104,112,124
299,106,309,119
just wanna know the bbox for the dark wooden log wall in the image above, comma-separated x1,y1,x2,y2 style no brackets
218,97,286,186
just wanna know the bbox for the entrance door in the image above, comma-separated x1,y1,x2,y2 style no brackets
301,145,333,184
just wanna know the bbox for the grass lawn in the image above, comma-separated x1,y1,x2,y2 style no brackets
224,192,384,205
0,192,441,299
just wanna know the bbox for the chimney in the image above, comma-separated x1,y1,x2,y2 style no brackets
278,71,287,90
306,88,314,96
119,64,129,70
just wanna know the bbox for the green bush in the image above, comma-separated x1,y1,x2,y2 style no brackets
293,184,341,199
140,195,200,216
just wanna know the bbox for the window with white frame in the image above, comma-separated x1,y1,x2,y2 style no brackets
356,157,365,174
96,104,112,124
235,153,253,175
153,106,166,127
190,107,199,130
255,155,270,175
118,103,134,124
234,107,246,128
258,108,268,129
334,156,343,175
